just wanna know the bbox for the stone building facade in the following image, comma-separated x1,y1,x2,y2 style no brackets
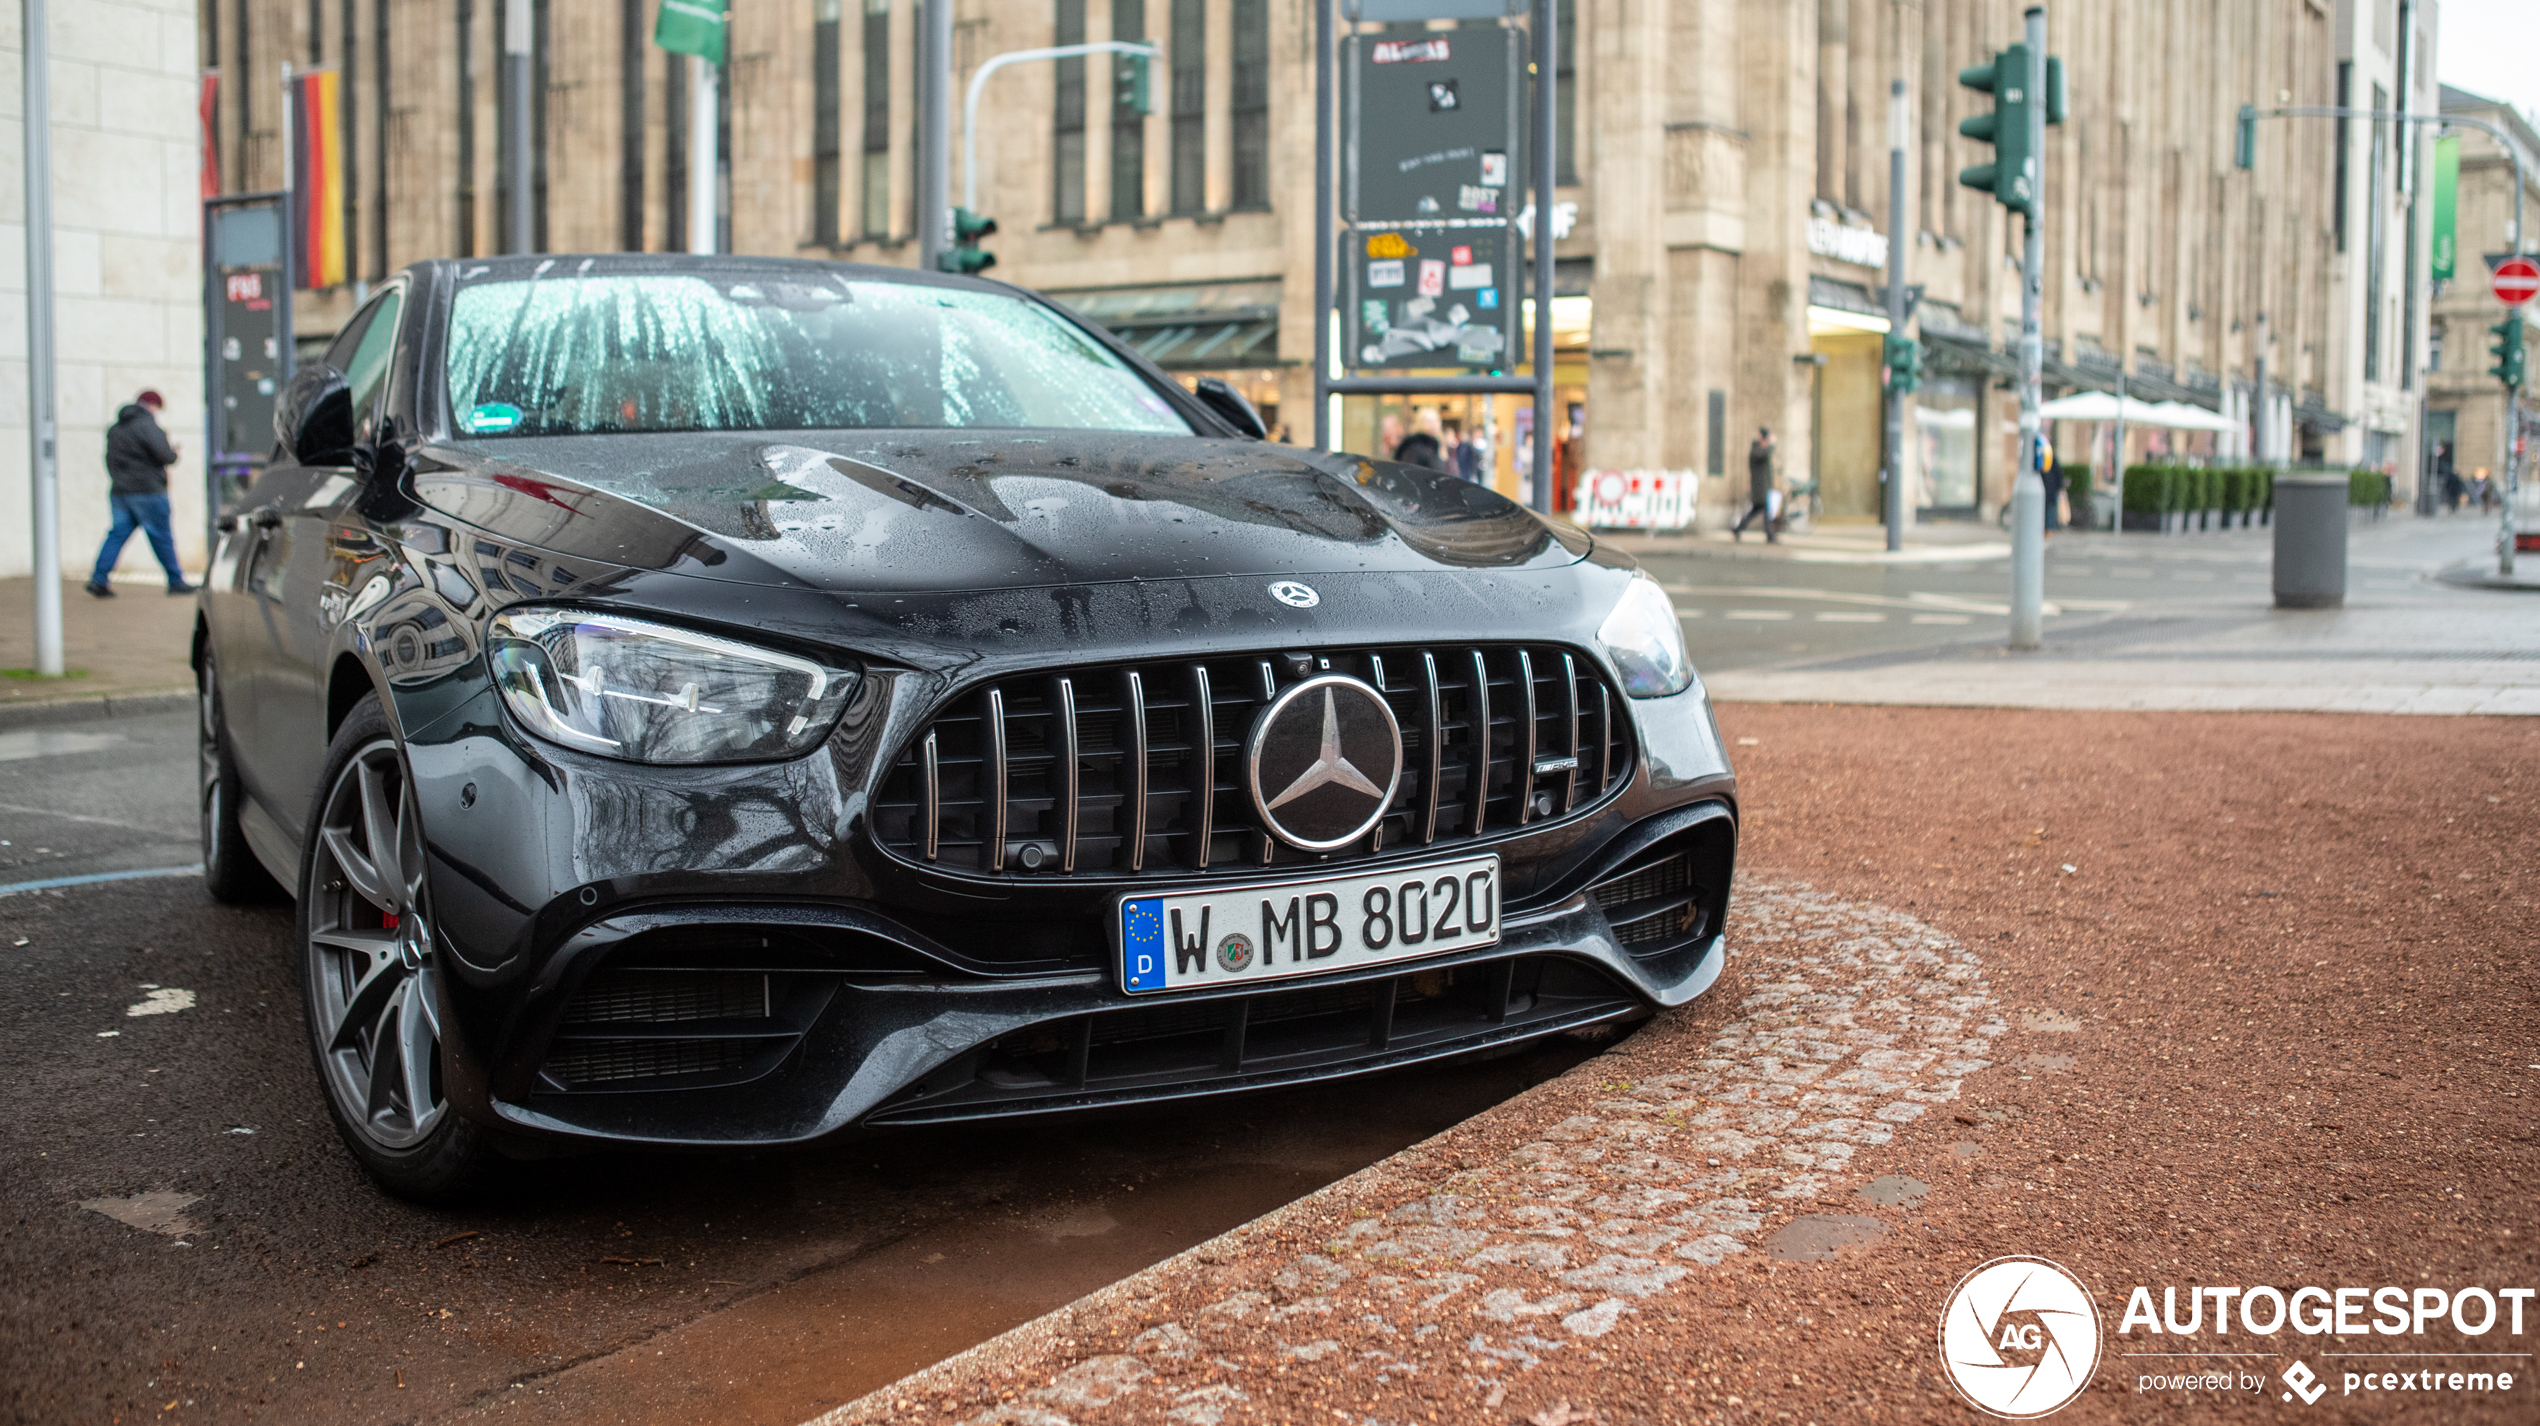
203,0,2437,526
2,0,209,580
2425,84,2538,498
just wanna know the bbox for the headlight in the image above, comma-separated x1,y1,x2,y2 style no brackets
1595,572,1696,698
489,609,858,764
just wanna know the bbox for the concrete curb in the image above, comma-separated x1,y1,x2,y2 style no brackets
2432,561,2540,592
0,687,193,731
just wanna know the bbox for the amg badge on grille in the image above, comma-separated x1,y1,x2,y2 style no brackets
1242,674,1404,851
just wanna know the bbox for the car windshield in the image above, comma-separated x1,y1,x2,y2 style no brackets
443,271,1192,438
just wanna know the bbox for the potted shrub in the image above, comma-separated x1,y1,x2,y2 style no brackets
2122,463,2167,532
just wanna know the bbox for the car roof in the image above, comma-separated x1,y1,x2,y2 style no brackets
409,252,1006,296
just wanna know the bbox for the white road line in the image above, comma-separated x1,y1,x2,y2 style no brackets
1723,610,1795,621
1813,611,1886,623
1910,613,1972,624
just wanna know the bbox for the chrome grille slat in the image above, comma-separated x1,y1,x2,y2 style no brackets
1562,652,1582,813
1515,650,1539,824
1468,649,1491,837
1598,684,1614,794
985,687,1009,872
875,644,1632,879
1055,677,1081,873
1419,652,1442,844
1189,663,1215,870
1124,670,1149,873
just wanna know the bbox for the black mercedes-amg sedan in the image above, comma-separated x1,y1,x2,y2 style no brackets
196,253,1736,1201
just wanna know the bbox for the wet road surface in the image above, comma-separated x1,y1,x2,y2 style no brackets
0,711,1592,1426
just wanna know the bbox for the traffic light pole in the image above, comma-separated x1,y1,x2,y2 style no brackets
2008,6,2047,650
963,42,1160,213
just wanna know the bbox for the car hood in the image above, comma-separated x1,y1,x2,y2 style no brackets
406,430,1590,592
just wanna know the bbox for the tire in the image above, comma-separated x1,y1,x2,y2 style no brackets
299,692,508,1204
199,653,282,904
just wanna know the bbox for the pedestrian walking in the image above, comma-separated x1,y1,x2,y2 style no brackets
2037,433,2064,533
2436,441,2462,511
87,390,193,598
1731,426,1779,542
1393,408,1452,473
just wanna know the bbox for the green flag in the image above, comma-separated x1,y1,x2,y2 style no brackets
2432,135,2458,283
654,0,726,64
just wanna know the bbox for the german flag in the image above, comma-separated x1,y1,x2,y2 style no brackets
290,69,347,289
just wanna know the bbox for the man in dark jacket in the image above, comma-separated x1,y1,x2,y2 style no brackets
1731,426,1779,542
87,391,192,597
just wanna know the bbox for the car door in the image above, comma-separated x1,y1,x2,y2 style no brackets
240,286,406,849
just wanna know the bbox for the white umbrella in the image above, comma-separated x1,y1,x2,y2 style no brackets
2037,390,2220,427
2146,401,2241,433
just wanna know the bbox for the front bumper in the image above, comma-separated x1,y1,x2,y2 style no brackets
408,675,1737,1149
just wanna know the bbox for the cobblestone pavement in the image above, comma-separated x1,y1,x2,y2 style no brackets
815,882,2004,1425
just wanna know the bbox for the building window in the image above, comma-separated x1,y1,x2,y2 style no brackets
814,0,842,246
1169,0,1203,214
1112,0,1146,220
1556,0,1576,185
620,0,645,248
666,42,687,246
457,0,475,255
372,0,394,273
341,0,358,277
2365,81,2386,382
2332,62,2350,254
1054,0,1086,223
862,0,891,237
1230,0,1268,210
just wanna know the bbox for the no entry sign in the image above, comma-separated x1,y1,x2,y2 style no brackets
2495,255,2540,306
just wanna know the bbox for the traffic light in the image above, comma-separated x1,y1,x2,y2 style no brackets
1118,50,1154,117
938,207,998,276
1884,334,1922,395
2491,312,2527,391
1957,46,2065,215
2235,104,2257,171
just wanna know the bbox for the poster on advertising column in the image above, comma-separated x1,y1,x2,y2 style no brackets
1342,23,1523,373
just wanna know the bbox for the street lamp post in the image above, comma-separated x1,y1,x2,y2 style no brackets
21,0,62,675
1883,78,1908,552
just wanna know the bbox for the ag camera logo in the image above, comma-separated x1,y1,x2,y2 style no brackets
1940,1256,2103,1418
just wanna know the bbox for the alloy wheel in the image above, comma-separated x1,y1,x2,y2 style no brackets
305,739,446,1149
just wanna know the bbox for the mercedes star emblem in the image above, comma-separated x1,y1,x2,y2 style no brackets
1268,580,1320,608
1243,674,1403,851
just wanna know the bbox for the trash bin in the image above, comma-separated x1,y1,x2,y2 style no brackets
2271,472,2347,609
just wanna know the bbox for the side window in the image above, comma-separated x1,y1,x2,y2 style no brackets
341,290,405,439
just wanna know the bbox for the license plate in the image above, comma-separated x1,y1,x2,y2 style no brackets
1119,855,1500,994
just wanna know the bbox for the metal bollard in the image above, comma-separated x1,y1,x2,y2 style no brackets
2271,473,2348,609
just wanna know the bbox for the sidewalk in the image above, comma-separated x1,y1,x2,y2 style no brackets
1698,518,2540,715
1601,520,2014,566
0,576,199,722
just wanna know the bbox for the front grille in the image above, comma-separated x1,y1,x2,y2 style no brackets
870,644,1634,879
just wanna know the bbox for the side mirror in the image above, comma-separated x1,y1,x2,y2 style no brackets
1192,377,1268,440
274,362,355,467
